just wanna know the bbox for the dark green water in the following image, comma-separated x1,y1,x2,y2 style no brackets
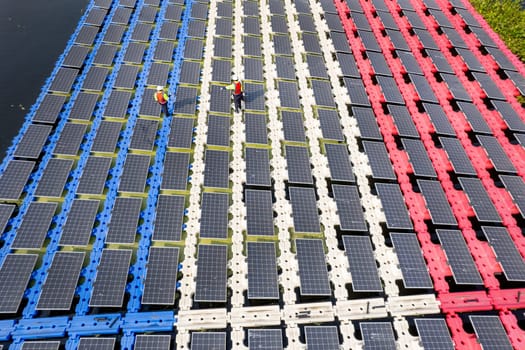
0,0,89,157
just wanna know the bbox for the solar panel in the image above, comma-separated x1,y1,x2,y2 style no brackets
191,333,226,350
387,29,410,52
120,0,137,7
0,160,34,200
12,202,57,249
402,139,437,177
93,44,119,66
515,133,525,147
247,242,279,299
237,81,261,111
20,341,60,350
139,87,162,117
285,145,313,185
92,121,122,153
142,247,179,305
147,63,170,87
331,31,352,53
439,137,476,176
188,19,206,38
173,86,198,115
275,56,295,80
376,76,404,105
362,141,396,180
75,25,99,46
63,45,90,68
244,0,260,15
103,24,126,44
422,103,456,136
203,150,229,188
155,41,176,62
271,15,288,33
296,13,314,31
245,148,271,187
69,92,97,121
125,19,150,41
269,0,285,14
169,117,194,148
414,319,454,350
376,10,398,30
82,66,109,91
417,180,457,226
436,229,483,285
104,90,132,118
14,124,52,159
0,254,38,313
246,189,274,236
387,105,419,138
358,30,381,52
472,72,506,100
209,84,231,114
455,48,485,72
390,233,433,289
85,7,107,26
130,119,158,151
485,47,517,71
77,156,112,195
469,316,513,350
317,108,345,141
161,152,189,190
114,65,140,89
352,107,382,140
311,80,336,107
320,0,338,14
159,21,179,40
180,60,201,84
119,154,150,193
207,115,230,146
215,18,232,36
245,113,268,144
306,54,329,79
343,235,382,292
440,73,472,102
248,329,283,349
458,177,502,223
360,322,396,350
134,335,171,350
278,81,301,110
37,251,84,310
289,187,320,233
33,94,66,124
0,204,15,234
499,175,525,217
343,77,371,107
324,144,355,183
302,32,322,54
59,199,99,246
456,101,492,134
212,58,232,82
477,135,516,173
304,326,340,350
53,122,87,155
244,57,263,81
414,28,439,50
295,239,331,296
482,226,525,281
124,42,146,64
244,35,262,57
409,73,438,103
351,11,372,31
367,51,392,77
113,6,133,25
195,244,228,302
90,249,132,307
282,110,306,142
332,185,366,231
492,100,525,133
78,338,116,350
396,50,423,76
153,194,185,241
191,1,208,19
106,197,142,244
441,27,468,50
213,37,232,58
375,183,413,230
165,4,183,21
184,38,204,59
200,192,229,239
272,34,292,56
35,158,73,198
139,5,158,23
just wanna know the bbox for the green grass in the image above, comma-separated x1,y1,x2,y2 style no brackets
469,0,525,61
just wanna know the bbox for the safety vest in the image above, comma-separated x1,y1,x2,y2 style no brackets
155,91,167,104
234,81,242,95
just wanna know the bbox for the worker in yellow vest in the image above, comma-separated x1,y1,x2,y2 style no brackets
154,85,169,116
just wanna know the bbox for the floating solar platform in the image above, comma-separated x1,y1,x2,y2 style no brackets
3,0,525,348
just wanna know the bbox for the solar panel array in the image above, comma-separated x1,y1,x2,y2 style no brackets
2,0,524,348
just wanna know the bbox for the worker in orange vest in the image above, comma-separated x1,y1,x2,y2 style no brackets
223,77,244,113
154,85,169,116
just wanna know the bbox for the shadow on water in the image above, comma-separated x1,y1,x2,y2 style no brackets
0,0,89,157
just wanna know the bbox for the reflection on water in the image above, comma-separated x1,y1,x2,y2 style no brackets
0,0,89,157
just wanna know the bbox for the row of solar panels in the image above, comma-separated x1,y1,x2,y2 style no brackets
0,315,516,350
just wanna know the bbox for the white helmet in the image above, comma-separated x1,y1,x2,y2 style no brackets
156,85,163,91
